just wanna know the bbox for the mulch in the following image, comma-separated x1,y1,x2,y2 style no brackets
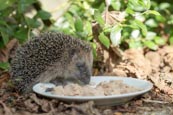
0,43,173,115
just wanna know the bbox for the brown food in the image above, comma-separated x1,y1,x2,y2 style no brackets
50,80,142,96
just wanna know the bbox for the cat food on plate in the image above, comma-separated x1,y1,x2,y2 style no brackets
48,80,142,96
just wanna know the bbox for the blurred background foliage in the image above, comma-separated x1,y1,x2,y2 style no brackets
0,0,173,69
0,0,51,48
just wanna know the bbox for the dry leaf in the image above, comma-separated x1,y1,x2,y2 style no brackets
0,39,18,62
114,112,123,115
0,101,13,115
102,10,125,25
0,72,10,87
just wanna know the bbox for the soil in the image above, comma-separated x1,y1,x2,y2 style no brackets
0,44,173,115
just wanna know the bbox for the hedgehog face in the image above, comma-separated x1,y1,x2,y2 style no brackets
63,48,93,84
75,61,92,84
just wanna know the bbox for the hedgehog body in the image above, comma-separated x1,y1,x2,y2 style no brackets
10,32,93,93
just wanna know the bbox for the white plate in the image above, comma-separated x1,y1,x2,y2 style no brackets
33,76,153,106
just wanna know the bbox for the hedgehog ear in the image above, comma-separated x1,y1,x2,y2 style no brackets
69,49,79,57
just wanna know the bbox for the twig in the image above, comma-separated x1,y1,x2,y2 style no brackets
143,99,169,104
111,46,124,58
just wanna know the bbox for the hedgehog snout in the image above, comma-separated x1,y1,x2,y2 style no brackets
76,62,91,84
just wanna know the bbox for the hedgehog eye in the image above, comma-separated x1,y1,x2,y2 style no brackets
76,62,86,71
76,62,83,68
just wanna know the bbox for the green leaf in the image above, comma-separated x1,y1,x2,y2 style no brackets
149,10,161,16
1,32,9,45
76,32,86,39
18,0,36,13
0,20,8,26
0,21,13,35
103,27,112,33
0,42,5,48
125,7,135,15
159,3,170,10
21,0,36,4
74,17,83,32
36,10,51,20
98,32,110,49
64,13,74,26
145,19,158,28
111,0,121,10
133,20,147,36
91,42,97,58
169,36,173,45
25,17,41,28
143,40,158,50
155,15,166,22
86,36,93,41
69,4,80,16
146,31,156,40
84,21,93,41
129,40,142,49
154,37,165,45
146,0,151,9
131,30,140,38
128,0,146,11
94,10,104,26
98,2,106,13
110,26,122,46
145,10,161,16
128,0,139,8
85,21,92,34
14,28,28,43
0,62,10,70
0,0,15,10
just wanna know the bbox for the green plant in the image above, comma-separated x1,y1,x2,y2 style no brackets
0,0,52,47
0,0,52,70
0,62,10,71
149,1,173,45
51,0,164,56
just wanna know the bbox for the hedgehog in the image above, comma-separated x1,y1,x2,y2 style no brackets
10,32,93,93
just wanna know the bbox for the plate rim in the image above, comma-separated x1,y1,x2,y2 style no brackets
33,76,153,100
